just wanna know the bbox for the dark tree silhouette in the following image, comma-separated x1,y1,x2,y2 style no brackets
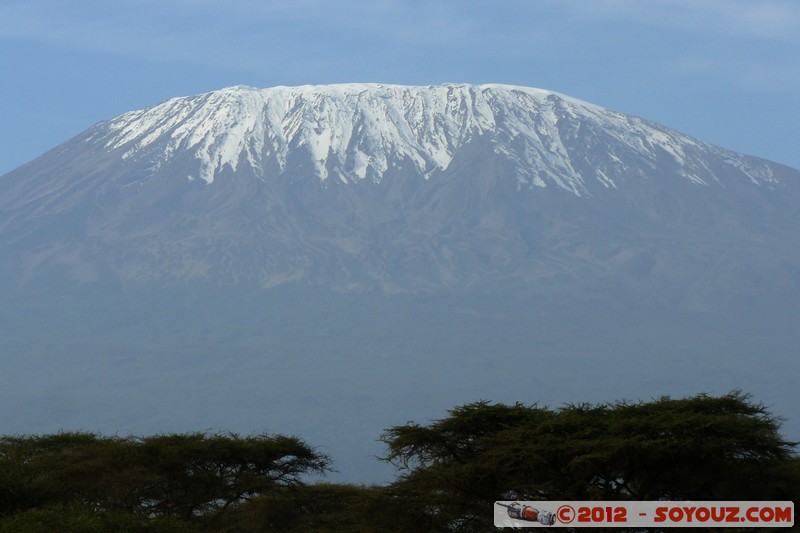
380,392,798,532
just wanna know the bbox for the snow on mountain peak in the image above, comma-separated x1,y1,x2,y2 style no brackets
93,83,777,194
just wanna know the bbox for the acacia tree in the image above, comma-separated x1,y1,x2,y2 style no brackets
0,431,329,526
1,393,796,532
380,392,799,532
219,482,398,533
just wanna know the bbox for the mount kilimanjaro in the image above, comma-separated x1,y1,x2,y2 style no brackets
1,84,799,482
2,83,798,293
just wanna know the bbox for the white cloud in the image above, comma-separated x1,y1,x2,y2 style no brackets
0,0,484,82
561,0,800,42
679,0,800,41
0,2,227,67
1,0,797,92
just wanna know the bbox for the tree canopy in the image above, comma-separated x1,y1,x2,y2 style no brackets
0,431,329,530
380,391,799,531
0,392,796,532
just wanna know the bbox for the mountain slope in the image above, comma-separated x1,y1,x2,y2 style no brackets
90,83,779,191
1,83,799,484
0,83,798,293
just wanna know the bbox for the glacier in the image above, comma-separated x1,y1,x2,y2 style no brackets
1,82,800,485
92,83,777,194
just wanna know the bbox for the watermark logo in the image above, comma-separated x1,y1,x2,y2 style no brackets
494,501,794,528
496,502,556,525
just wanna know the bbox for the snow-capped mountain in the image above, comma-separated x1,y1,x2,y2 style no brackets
89,83,776,193
2,84,800,485
0,83,798,292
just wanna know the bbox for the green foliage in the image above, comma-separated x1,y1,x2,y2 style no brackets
218,482,400,532
1,391,796,532
0,503,192,533
380,391,799,532
0,431,329,527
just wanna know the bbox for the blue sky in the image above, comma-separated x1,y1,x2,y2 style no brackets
1,0,799,175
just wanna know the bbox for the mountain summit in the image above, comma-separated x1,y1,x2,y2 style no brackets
2,84,799,483
81,83,778,192
0,83,798,291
